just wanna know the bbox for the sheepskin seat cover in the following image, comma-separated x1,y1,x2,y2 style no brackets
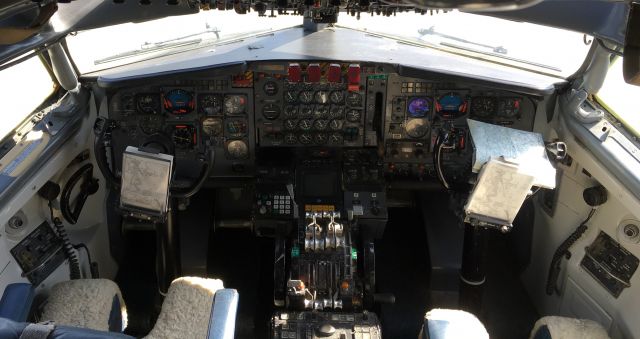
419,308,489,339
530,316,610,339
42,279,125,332
145,277,224,339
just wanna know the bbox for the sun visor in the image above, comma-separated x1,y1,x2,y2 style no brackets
0,2,57,45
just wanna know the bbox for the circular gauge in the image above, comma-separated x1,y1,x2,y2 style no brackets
346,92,362,106
172,125,195,148
299,133,312,145
299,105,313,118
225,119,247,138
499,98,521,117
436,93,468,119
284,91,297,104
199,94,222,116
330,91,344,104
224,95,247,115
284,133,297,144
298,119,313,131
163,89,194,115
405,119,430,138
329,119,343,131
314,133,328,144
315,91,329,105
329,106,344,119
136,94,160,114
346,109,362,122
262,104,281,120
285,106,298,118
407,97,431,118
329,133,344,144
314,119,329,131
471,97,497,118
202,117,223,137
139,115,163,135
121,94,135,114
284,119,298,130
263,81,279,96
314,106,329,119
299,91,314,104
226,140,249,159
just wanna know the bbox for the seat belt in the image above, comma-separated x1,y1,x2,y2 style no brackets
19,321,55,339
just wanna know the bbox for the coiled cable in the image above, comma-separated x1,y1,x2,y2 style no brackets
545,207,597,295
433,130,455,190
49,201,81,280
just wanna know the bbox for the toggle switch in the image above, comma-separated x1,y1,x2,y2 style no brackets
347,64,360,91
307,63,321,82
328,64,342,83
288,63,302,82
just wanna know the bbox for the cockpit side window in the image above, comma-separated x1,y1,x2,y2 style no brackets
0,54,56,141
596,57,640,137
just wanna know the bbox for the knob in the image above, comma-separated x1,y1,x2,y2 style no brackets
259,206,267,215
370,201,380,215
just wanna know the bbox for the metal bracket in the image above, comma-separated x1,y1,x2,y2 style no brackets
546,141,567,161
560,88,604,124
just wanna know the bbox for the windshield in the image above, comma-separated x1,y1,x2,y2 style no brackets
67,10,590,77
0,55,55,141
597,57,640,137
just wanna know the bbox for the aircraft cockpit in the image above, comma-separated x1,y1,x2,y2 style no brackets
0,1,639,338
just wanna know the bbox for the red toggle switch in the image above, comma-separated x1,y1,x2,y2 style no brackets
288,63,302,82
328,64,342,83
347,64,361,91
307,63,321,82
458,134,465,150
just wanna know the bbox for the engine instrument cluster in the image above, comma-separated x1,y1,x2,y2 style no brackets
107,62,536,180
255,63,369,147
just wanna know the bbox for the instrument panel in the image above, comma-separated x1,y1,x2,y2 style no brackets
106,61,536,180
383,73,535,180
108,77,256,177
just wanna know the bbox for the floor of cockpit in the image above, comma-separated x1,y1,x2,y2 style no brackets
376,207,432,338
115,231,160,337
114,200,537,338
207,228,274,338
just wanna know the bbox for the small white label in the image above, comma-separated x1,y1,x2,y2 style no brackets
353,192,359,198
371,193,377,198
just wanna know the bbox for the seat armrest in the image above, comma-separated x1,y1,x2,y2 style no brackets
207,289,238,339
0,283,34,322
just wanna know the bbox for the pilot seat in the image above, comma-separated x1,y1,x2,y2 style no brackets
0,277,237,339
